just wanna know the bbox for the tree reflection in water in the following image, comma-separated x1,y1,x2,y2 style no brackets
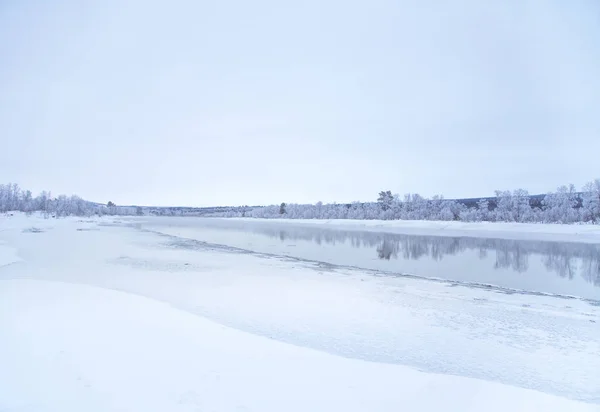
250,226,600,286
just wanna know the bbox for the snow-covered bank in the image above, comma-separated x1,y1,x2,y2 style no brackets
0,279,596,412
224,217,600,243
1,215,599,408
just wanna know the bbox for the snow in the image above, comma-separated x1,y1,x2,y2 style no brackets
1,213,599,411
1,279,597,412
0,243,21,268
225,217,600,243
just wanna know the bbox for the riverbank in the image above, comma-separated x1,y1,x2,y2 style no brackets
223,218,600,243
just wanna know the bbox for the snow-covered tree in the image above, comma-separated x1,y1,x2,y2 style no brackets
492,189,533,222
377,190,394,211
512,189,533,222
493,191,512,222
22,190,34,214
0,183,98,217
542,184,580,223
476,198,490,221
581,179,600,223
440,200,464,221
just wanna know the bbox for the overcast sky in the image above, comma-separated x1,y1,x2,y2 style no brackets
1,1,599,206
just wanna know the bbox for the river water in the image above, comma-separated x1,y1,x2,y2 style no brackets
142,217,600,300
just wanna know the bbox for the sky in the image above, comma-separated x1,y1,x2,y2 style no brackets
1,0,599,207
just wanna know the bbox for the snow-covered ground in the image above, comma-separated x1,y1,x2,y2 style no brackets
0,243,21,268
2,279,597,412
226,217,600,243
1,213,599,411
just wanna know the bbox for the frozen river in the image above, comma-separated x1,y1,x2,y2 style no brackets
2,214,599,406
143,217,600,301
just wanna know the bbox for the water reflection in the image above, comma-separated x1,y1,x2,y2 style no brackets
249,225,600,287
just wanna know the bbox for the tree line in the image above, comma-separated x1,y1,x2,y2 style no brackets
3,178,600,224
213,179,600,224
0,183,138,217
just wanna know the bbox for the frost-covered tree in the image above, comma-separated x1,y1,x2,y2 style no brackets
440,200,464,221
0,183,97,217
54,195,70,217
37,191,51,213
0,183,21,212
542,184,580,223
512,189,533,222
492,189,532,222
458,208,477,222
22,190,34,214
493,191,512,222
476,199,490,221
581,179,600,223
377,190,394,211
427,195,444,220
401,193,428,220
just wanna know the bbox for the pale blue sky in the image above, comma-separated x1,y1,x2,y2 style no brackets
1,0,599,206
